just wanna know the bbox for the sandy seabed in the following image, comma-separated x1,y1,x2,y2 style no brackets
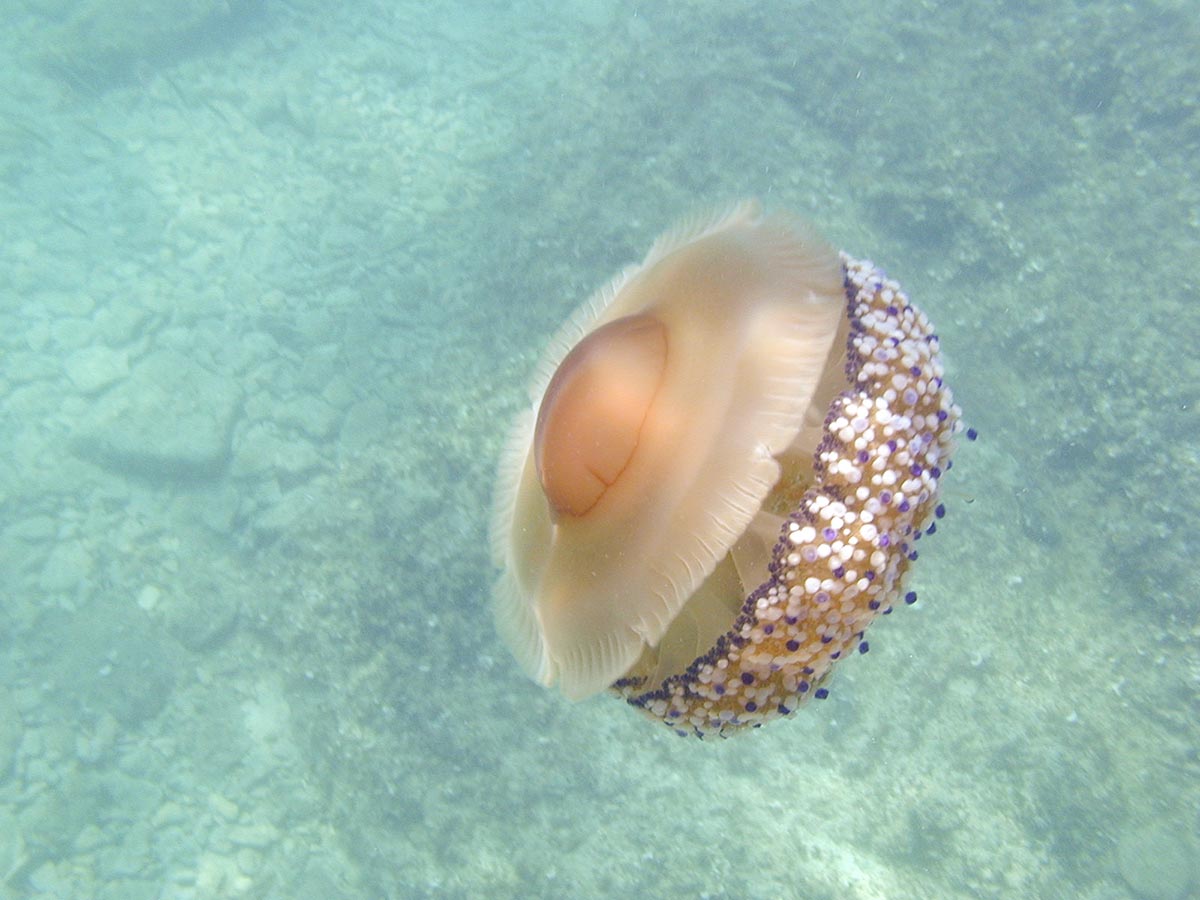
0,1,1196,898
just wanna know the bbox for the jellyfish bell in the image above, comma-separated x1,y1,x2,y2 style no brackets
491,200,963,735
494,202,843,693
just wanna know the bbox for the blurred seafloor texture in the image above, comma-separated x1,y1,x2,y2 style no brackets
0,0,1197,898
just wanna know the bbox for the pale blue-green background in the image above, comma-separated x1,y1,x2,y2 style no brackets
1,1,1196,898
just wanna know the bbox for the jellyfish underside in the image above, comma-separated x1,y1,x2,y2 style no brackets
621,357,848,690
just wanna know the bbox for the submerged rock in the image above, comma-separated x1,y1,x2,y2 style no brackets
63,345,129,395
37,602,177,728
1117,822,1195,900
72,349,240,482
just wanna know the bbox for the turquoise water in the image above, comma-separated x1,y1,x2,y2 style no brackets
1,1,1197,897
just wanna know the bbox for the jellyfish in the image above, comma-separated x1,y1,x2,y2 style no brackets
491,200,963,736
